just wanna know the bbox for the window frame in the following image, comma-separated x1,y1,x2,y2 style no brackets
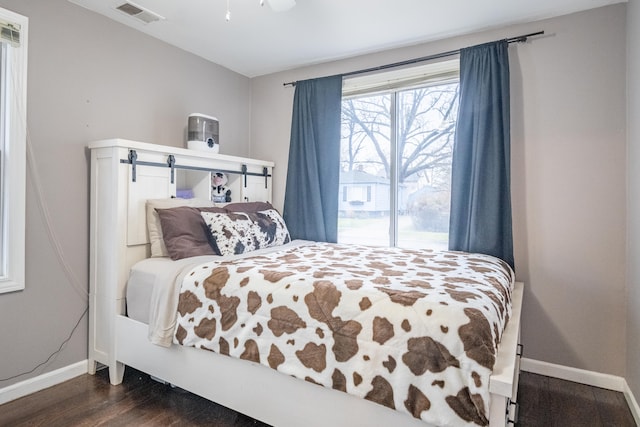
0,7,28,294
339,59,459,249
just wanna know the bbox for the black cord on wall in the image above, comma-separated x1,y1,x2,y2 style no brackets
0,128,89,383
0,307,88,382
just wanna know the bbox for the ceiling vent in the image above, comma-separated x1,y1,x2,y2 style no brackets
116,2,164,24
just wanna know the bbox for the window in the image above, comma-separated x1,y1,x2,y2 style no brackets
0,8,27,293
338,60,459,250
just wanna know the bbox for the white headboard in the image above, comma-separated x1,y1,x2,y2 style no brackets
88,139,274,370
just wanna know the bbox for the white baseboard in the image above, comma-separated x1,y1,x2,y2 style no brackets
520,357,626,392
624,381,640,426
0,360,88,405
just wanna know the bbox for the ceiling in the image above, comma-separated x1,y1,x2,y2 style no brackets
68,0,625,78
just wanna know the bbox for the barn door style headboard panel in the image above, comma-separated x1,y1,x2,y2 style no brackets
88,138,274,374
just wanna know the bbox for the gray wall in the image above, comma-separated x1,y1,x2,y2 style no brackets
627,0,640,401
0,0,631,390
0,0,251,387
251,4,628,376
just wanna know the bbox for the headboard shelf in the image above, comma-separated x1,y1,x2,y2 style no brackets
120,149,271,185
88,138,273,168
88,138,274,374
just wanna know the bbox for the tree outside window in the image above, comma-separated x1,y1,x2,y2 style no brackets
338,81,459,249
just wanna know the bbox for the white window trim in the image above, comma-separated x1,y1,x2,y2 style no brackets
0,7,27,293
342,59,459,98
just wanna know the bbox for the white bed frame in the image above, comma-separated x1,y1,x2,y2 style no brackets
88,139,523,427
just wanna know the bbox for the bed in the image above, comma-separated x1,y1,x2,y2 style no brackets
88,139,523,427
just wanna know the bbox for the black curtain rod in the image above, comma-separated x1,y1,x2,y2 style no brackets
283,30,544,87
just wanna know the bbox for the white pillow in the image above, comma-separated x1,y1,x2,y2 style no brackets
146,198,214,257
201,211,254,256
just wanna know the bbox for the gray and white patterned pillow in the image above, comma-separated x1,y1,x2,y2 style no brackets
201,209,290,256
249,209,291,247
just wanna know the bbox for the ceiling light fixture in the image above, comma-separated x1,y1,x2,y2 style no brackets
225,0,296,22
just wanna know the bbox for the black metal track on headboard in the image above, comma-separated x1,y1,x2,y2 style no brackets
120,149,271,187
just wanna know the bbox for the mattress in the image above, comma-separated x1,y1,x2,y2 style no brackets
126,256,217,324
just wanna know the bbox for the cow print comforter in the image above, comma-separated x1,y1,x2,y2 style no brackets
174,242,514,427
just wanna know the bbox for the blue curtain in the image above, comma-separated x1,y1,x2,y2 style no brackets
449,40,514,269
283,75,343,242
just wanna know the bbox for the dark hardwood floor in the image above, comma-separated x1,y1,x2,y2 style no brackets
0,368,636,426
0,368,267,427
516,372,636,427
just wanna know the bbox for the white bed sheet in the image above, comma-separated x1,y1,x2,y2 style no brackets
126,255,217,324
126,240,311,346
